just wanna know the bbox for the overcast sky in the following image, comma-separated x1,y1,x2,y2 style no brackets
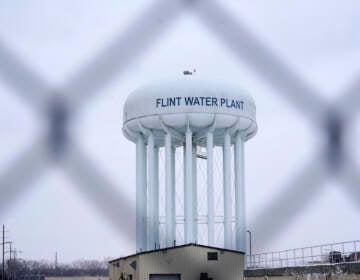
0,0,360,263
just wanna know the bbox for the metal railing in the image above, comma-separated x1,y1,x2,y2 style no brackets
246,240,360,269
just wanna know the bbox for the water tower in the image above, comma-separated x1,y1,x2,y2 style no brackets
123,78,257,253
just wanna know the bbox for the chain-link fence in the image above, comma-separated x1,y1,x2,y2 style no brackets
0,0,359,258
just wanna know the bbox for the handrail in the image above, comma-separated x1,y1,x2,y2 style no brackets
246,240,360,269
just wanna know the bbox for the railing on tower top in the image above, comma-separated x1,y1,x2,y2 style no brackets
246,240,360,269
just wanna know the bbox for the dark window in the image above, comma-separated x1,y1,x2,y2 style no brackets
207,252,218,261
129,260,137,270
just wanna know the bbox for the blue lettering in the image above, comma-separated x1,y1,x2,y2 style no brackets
236,100,244,110
169,97,176,106
206,97,211,106
220,98,226,106
212,97,218,106
193,97,200,105
226,98,231,108
185,97,194,105
176,97,182,106
157,96,243,110
156,98,161,108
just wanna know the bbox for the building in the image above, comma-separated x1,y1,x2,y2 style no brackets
108,243,244,280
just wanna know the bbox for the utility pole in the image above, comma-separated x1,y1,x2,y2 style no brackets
246,230,252,268
2,225,4,280
54,252,58,275
8,243,13,280
8,243,11,280
1,226,12,280
12,249,15,280
12,248,22,280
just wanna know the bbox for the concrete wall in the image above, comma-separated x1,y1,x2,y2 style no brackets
46,277,108,280
245,262,360,280
246,275,360,280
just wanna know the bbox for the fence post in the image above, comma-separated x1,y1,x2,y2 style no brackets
320,245,323,263
258,254,261,268
266,252,268,268
293,249,296,267
355,241,358,262
330,244,333,263
302,248,305,266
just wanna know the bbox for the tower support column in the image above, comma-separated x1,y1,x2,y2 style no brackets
207,132,215,246
192,144,198,242
165,133,175,247
185,126,193,243
171,144,176,245
148,132,157,250
136,133,147,251
154,146,160,248
235,132,245,251
223,130,232,249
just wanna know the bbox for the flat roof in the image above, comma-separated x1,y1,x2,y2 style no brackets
109,243,245,263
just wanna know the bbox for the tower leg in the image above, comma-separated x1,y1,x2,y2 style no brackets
165,133,175,247
207,132,215,246
136,134,147,251
148,133,156,250
185,127,193,243
192,144,198,243
154,146,160,248
171,144,176,245
223,130,232,249
235,132,245,251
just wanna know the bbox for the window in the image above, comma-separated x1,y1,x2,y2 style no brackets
129,260,137,270
207,252,218,261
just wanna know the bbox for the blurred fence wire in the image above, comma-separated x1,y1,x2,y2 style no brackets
0,0,359,251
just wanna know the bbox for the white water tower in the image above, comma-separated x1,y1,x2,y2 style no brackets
123,78,257,252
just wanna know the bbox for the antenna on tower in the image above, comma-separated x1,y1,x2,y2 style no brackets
183,69,196,75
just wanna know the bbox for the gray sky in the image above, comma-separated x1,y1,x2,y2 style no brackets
0,0,360,262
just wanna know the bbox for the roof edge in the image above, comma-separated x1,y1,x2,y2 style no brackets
109,243,245,263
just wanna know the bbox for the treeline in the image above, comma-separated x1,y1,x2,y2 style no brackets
2,258,110,280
